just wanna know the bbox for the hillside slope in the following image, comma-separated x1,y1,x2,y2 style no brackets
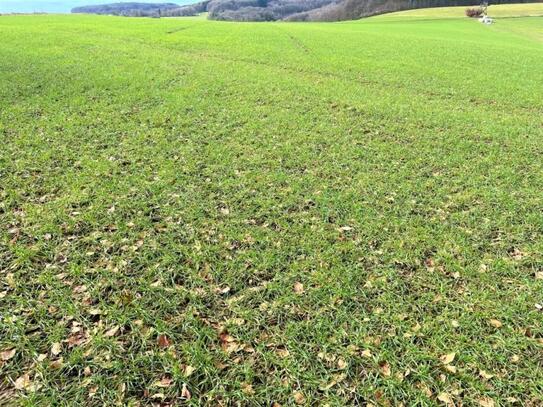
71,0,543,20
172,0,542,20
287,0,542,20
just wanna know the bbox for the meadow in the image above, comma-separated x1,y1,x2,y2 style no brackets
1,4,543,405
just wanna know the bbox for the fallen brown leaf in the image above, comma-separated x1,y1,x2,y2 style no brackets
50,358,64,369
219,331,242,353
14,374,32,390
182,364,195,377
337,358,347,369
320,373,346,391
66,332,87,347
437,392,453,405
51,342,62,356
444,365,457,374
489,319,502,328
181,383,191,400
417,382,432,397
0,348,16,361
293,391,305,405
440,352,456,365
104,326,120,337
157,334,171,348
154,376,173,388
379,361,391,377
241,383,255,395
477,397,495,407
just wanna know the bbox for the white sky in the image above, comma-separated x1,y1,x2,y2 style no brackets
0,1,190,13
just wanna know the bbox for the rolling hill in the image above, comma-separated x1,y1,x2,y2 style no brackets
71,0,542,20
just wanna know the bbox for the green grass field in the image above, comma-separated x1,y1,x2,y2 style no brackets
1,4,543,406
378,2,543,18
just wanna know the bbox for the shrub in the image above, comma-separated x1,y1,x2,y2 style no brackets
465,7,483,18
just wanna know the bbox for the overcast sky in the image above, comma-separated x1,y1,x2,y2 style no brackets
0,1,190,13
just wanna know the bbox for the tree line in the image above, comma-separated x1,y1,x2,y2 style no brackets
72,0,540,21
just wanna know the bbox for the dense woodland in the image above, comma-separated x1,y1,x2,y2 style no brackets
71,2,181,16
72,0,541,21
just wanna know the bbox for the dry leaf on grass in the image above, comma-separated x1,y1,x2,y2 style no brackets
444,365,457,374
379,361,391,377
489,319,502,328
50,358,64,369
0,349,16,361
241,383,255,395
14,374,32,390
417,382,432,397
66,332,88,347
104,326,120,337
157,334,171,348
181,383,191,400
437,392,453,405
154,377,173,388
293,391,305,405
337,358,347,369
88,386,98,397
51,342,62,356
440,353,455,365
219,332,240,353
319,373,346,391
181,364,195,377
477,397,495,407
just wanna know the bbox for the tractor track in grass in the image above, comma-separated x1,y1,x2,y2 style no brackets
175,48,543,118
166,25,193,34
275,26,312,54
5,24,543,119
107,31,542,118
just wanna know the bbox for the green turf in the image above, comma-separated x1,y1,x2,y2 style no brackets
1,6,543,406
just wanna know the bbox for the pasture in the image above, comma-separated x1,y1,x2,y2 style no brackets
1,4,543,405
